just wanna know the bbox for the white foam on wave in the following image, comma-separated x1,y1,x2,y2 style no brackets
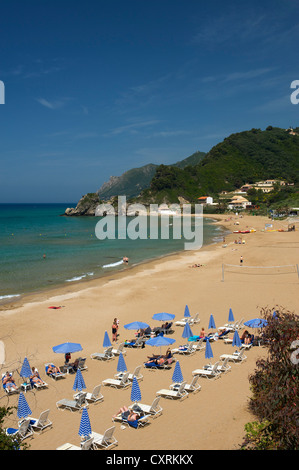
65,272,94,282
102,260,124,268
0,294,21,300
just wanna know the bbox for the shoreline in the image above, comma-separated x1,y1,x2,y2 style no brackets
0,215,229,313
1,212,298,450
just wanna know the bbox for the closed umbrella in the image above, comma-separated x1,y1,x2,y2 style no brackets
17,392,32,419
205,339,213,364
228,308,234,323
103,331,112,348
117,352,127,373
208,314,216,330
182,322,193,339
172,360,184,384
20,357,32,379
78,406,92,439
72,369,86,393
131,376,141,403
184,305,191,318
232,330,242,349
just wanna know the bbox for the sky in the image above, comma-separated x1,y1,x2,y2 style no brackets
0,0,299,203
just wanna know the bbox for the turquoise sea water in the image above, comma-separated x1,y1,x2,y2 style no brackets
0,204,227,303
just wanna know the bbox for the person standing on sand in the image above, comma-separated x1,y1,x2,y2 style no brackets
112,318,118,342
240,256,243,266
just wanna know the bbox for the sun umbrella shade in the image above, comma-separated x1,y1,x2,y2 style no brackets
17,392,32,419
205,339,213,360
244,318,268,328
52,342,83,354
72,369,86,392
208,314,216,330
232,330,242,348
103,331,112,348
184,305,191,317
152,312,175,321
124,321,149,330
182,322,193,339
20,357,32,378
228,308,234,323
78,407,92,438
117,352,127,372
172,361,184,383
131,377,141,403
145,336,176,347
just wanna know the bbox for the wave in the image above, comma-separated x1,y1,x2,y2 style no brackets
65,272,94,282
102,260,124,268
0,294,21,300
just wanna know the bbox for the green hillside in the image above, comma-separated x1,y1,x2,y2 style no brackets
135,127,299,204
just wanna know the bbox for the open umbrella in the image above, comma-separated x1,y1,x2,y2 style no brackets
205,339,213,364
172,360,184,384
232,330,242,348
124,321,149,330
228,308,234,323
184,305,191,318
116,352,127,373
152,312,175,321
145,335,175,355
78,406,92,439
182,322,193,339
52,342,83,354
131,376,142,403
103,331,112,348
72,369,86,392
17,392,32,419
20,357,32,379
208,314,216,330
244,318,268,328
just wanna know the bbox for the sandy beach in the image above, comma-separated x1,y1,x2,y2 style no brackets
1,213,298,451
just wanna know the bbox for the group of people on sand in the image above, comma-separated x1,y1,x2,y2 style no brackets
2,366,47,392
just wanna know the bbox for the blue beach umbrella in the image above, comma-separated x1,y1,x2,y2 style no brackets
232,330,242,348
205,339,213,363
172,360,184,384
17,392,32,419
103,331,112,348
72,369,86,392
117,352,127,373
184,305,191,318
182,322,193,339
20,357,32,379
145,335,176,355
152,312,175,321
124,321,149,330
208,314,216,330
131,377,141,403
52,342,83,354
78,406,92,439
244,318,268,329
228,308,235,323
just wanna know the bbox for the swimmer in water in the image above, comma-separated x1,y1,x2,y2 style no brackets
123,257,129,264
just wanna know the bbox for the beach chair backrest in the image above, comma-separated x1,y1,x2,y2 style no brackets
189,375,199,388
133,365,142,377
77,393,87,406
81,437,94,450
37,409,50,426
105,346,113,357
91,384,101,398
149,396,161,412
121,372,129,384
222,357,229,368
19,418,30,437
193,313,199,323
78,357,86,368
117,342,125,353
178,381,186,394
212,362,220,373
102,426,115,445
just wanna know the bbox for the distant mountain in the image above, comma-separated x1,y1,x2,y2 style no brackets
96,151,206,200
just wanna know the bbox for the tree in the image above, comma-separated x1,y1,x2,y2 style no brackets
0,406,29,450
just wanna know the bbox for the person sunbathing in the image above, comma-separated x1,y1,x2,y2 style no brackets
30,370,46,385
2,372,18,391
113,406,140,422
47,364,62,375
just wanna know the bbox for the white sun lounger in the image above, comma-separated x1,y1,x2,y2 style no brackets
90,346,115,361
30,409,52,433
192,361,222,379
129,396,163,418
74,384,104,404
170,375,201,393
204,357,232,374
220,349,247,363
56,392,87,411
171,342,196,355
111,342,126,356
56,437,94,450
115,365,143,382
156,381,188,400
102,371,131,389
91,426,118,449
6,418,33,441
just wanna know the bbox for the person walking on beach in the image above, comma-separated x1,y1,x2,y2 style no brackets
240,256,243,266
112,318,118,342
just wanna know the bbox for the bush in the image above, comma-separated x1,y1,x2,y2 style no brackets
241,307,299,450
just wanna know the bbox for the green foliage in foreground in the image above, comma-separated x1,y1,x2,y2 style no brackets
0,406,29,450
241,307,299,450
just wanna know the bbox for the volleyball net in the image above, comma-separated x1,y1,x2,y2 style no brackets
221,263,299,282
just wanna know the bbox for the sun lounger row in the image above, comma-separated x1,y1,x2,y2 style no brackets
174,312,200,327
57,426,118,450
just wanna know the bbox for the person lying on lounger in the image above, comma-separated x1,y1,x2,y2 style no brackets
2,372,18,391
30,369,46,385
46,364,62,375
113,406,141,422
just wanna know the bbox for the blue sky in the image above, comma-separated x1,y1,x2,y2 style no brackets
0,0,299,203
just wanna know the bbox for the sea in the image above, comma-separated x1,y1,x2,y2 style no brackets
0,203,227,304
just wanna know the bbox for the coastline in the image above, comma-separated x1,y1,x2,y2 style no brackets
1,213,298,450
0,215,228,312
